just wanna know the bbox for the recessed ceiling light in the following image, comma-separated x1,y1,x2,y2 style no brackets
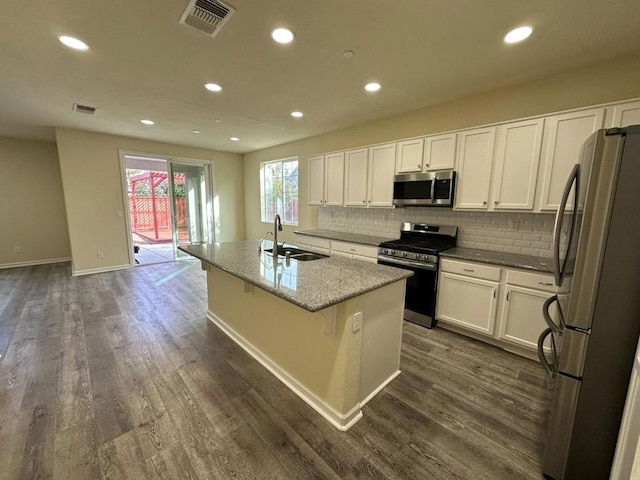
59,35,89,51
342,50,355,58
215,119,222,123
230,137,240,142
504,26,533,44
291,111,304,118
271,28,294,44
204,83,222,92
192,129,200,134
140,119,154,125
365,82,381,92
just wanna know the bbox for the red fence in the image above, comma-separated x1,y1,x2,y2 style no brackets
128,197,187,240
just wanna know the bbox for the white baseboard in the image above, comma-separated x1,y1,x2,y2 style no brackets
72,263,131,276
206,309,364,431
0,257,71,270
360,369,401,408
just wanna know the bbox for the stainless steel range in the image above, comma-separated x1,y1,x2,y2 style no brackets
378,223,457,328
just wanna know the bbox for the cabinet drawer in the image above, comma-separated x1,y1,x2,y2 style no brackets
440,258,501,281
506,269,569,293
331,241,378,259
293,234,331,250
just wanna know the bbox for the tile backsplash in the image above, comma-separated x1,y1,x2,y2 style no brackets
319,207,556,258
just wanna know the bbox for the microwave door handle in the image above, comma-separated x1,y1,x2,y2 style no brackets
430,178,436,203
552,163,580,286
537,327,557,377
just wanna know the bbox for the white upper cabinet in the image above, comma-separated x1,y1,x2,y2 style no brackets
324,152,345,206
395,139,424,174
344,148,369,206
611,100,640,127
307,153,344,206
424,133,456,171
537,107,605,211
368,143,396,207
307,155,325,206
491,119,544,210
454,127,496,210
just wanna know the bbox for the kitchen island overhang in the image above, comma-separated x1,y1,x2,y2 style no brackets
179,241,412,430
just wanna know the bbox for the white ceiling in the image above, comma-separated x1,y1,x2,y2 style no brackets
1,0,639,154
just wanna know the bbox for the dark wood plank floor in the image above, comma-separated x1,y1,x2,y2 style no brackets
0,261,554,480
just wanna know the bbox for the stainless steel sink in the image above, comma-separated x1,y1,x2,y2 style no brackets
264,246,329,261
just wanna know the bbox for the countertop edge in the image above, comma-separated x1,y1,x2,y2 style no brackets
440,248,554,274
293,229,396,247
180,247,412,312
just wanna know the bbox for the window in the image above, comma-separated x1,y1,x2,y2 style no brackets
260,157,299,225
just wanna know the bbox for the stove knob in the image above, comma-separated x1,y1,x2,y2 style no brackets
414,253,421,260
402,252,408,258
389,250,395,256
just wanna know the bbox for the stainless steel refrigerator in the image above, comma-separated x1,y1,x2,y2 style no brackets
538,125,640,479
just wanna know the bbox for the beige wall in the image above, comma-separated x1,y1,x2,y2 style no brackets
0,136,71,267
55,128,244,275
243,52,640,241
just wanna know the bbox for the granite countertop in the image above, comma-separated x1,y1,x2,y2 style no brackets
179,240,412,312
441,247,554,274
294,229,397,247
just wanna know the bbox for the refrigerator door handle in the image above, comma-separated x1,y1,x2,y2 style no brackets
552,163,581,286
543,294,566,333
538,327,558,377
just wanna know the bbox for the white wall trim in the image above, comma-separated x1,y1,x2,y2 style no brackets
0,257,71,270
360,369,401,407
206,309,364,431
72,263,131,277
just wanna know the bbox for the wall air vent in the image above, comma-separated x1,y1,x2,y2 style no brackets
72,103,97,115
179,0,235,38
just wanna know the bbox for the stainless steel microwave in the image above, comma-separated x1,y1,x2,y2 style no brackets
392,171,456,207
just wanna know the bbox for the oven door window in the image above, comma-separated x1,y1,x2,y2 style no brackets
393,180,432,200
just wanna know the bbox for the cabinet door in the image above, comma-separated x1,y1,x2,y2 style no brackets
537,108,605,211
368,143,396,207
424,133,456,171
436,272,499,335
498,285,551,350
611,100,640,128
344,148,369,206
491,119,544,210
454,127,496,209
396,139,424,173
307,155,325,205
324,152,345,206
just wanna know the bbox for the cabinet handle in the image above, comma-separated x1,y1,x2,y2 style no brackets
493,289,496,299
417,164,422,168
494,201,499,205
350,249,356,252
506,291,510,301
425,163,429,167
538,281,553,286
362,200,366,204
463,268,474,272
368,200,371,203
483,201,487,205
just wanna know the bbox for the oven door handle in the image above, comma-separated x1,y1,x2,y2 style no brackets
378,256,437,271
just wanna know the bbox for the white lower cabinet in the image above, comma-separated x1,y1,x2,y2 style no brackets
498,285,551,350
437,258,569,359
292,234,331,255
331,241,378,263
437,272,499,335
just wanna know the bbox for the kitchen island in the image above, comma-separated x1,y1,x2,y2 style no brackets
179,241,412,430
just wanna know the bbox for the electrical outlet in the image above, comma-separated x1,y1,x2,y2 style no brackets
13,246,21,254
97,251,104,259
509,220,520,231
352,312,362,333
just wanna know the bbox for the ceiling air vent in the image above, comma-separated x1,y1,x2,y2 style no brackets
72,103,97,115
179,0,235,38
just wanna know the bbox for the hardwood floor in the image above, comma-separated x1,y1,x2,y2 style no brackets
0,261,554,479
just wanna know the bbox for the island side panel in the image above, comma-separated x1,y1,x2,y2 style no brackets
360,279,406,405
205,266,363,425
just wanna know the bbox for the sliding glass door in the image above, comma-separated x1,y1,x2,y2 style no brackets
168,161,213,259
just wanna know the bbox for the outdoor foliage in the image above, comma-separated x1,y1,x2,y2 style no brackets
260,158,298,224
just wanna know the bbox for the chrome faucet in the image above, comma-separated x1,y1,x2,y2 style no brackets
273,214,283,256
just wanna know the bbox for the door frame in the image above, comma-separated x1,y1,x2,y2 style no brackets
118,150,216,268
